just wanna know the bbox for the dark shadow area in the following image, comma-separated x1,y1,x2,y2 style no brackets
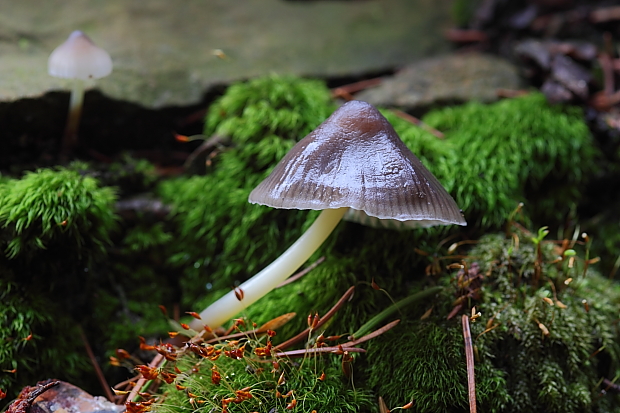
0,85,227,175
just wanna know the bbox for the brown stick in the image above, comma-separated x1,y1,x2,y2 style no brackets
78,326,115,402
590,6,620,23
602,378,620,393
339,319,400,348
183,134,229,170
277,256,325,288
390,109,445,139
275,286,355,350
275,346,366,358
203,313,297,344
462,315,477,413
331,78,383,99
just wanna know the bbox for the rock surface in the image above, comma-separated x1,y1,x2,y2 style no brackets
356,53,523,110
0,0,453,108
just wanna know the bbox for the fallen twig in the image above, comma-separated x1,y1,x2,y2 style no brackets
275,346,366,358
277,256,325,288
331,78,383,100
349,286,443,340
602,377,620,393
79,326,114,403
125,353,163,403
462,314,477,413
275,286,355,350
203,312,297,344
390,109,445,139
182,134,229,170
445,29,488,43
340,319,400,347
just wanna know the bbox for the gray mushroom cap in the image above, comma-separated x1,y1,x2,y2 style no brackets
249,100,466,229
48,31,113,80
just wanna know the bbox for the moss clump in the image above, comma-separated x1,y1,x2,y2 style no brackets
0,167,118,319
155,328,374,413
365,319,510,413
154,81,605,411
364,226,620,412
0,167,117,262
469,230,620,412
160,83,602,358
420,93,599,228
0,166,122,398
204,75,336,145
0,278,91,406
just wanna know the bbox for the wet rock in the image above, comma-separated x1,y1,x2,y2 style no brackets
0,0,453,108
355,53,523,111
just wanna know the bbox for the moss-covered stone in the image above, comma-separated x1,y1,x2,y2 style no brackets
363,227,620,412
0,75,612,413
155,78,610,412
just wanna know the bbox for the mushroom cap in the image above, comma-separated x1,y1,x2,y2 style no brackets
48,31,113,80
249,100,466,228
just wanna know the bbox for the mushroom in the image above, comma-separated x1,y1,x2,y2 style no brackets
48,31,113,153
190,100,465,330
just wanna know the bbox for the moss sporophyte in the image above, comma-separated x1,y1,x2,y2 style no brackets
189,101,466,331
131,289,388,413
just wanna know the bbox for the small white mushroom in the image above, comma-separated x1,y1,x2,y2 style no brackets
190,100,465,330
48,31,113,152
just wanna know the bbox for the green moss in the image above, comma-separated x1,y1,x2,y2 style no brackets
90,221,175,354
163,81,600,313
151,80,607,412
365,320,511,413
0,166,123,401
467,230,620,412
155,316,373,413
204,74,336,146
0,167,117,261
359,227,620,412
0,277,91,405
421,93,599,228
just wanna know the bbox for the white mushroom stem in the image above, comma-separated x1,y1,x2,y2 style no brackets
62,79,85,150
189,207,348,330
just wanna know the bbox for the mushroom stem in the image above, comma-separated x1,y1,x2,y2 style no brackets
62,79,85,152
190,207,348,330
